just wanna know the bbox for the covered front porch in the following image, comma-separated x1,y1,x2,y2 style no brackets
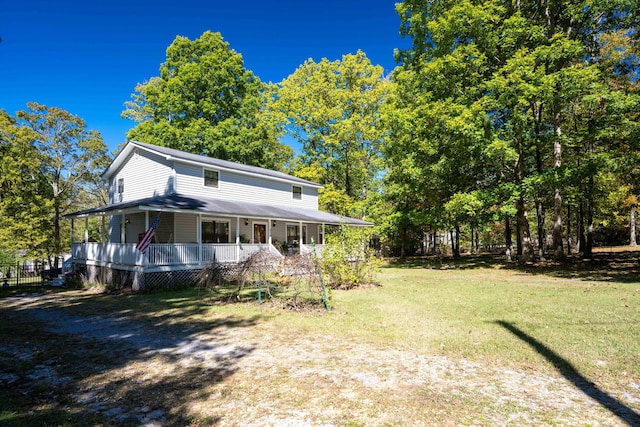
66,193,371,289
71,239,324,273
66,193,370,272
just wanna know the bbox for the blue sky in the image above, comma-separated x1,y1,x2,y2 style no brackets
0,0,409,153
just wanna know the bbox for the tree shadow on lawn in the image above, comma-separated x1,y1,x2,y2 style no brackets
495,320,640,426
0,290,260,426
386,250,640,283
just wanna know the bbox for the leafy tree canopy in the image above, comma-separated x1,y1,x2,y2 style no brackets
123,31,292,170
273,51,389,216
11,103,109,264
0,110,51,257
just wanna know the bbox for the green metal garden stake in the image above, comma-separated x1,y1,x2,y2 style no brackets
312,238,330,311
257,243,262,304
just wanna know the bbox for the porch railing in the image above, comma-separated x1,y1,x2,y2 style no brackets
300,244,325,257
71,242,286,268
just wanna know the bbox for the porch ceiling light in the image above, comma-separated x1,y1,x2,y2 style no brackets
244,219,249,226
272,220,276,227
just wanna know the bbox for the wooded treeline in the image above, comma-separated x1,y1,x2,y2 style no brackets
1,1,638,263
0,104,110,266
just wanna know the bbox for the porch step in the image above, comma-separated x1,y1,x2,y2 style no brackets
49,274,65,287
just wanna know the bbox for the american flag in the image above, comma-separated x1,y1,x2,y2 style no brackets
136,213,161,254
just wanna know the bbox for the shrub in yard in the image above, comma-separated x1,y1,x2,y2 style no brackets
318,224,379,289
64,272,83,289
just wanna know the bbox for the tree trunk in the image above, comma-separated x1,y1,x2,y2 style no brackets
505,215,513,261
449,230,454,258
432,231,437,254
400,225,407,259
534,138,546,260
582,139,594,259
552,187,564,259
578,202,586,254
454,225,461,258
631,205,637,246
536,201,546,260
585,185,594,258
344,145,351,197
469,225,474,254
566,204,572,255
552,122,564,259
54,201,61,270
516,196,535,264
475,227,480,253
516,214,522,256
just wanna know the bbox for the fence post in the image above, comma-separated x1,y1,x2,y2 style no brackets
1,264,7,288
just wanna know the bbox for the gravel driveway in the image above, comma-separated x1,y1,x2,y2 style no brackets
1,292,639,426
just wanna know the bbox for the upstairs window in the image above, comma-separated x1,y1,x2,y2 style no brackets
204,169,219,188
117,178,124,194
292,185,302,200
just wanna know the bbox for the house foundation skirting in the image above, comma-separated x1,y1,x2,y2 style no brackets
75,263,201,292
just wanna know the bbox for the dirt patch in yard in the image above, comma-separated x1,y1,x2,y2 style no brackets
1,292,639,426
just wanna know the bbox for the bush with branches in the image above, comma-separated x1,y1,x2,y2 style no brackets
318,224,379,289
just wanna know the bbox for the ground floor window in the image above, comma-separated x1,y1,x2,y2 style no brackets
286,224,308,245
287,224,299,245
202,220,229,243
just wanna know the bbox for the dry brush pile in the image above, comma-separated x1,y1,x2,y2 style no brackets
196,251,330,309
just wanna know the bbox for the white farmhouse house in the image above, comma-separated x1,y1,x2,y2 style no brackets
67,140,371,290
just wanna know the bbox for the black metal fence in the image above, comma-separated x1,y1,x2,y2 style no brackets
0,262,50,287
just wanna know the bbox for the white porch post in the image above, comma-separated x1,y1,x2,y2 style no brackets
197,214,202,265
268,219,272,245
120,213,125,244
143,211,149,267
322,223,325,245
299,220,303,245
235,216,240,262
101,216,106,243
83,217,89,243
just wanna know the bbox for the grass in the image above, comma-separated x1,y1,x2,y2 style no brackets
261,251,638,391
1,248,639,425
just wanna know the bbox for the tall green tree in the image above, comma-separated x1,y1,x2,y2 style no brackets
387,0,512,258
17,103,110,266
123,31,292,170
389,0,638,261
273,51,388,217
0,110,51,259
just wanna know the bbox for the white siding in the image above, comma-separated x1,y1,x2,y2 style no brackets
174,162,319,209
108,212,147,243
126,213,147,244
109,215,121,243
149,212,171,243
174,213,197,243
109,150,174,203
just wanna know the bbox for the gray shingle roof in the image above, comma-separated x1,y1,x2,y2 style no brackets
65,193,372,226
105,141,322,188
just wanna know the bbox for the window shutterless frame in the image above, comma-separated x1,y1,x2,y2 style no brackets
203,169,220,188
292,185,302,200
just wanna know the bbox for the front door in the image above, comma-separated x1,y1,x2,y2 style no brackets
253,223,267,244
